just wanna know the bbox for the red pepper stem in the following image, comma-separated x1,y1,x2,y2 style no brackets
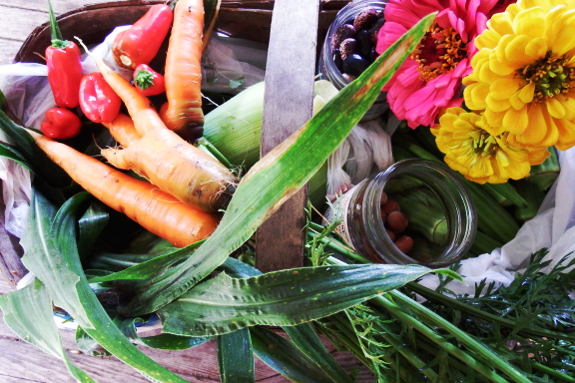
134,70,155,90
47,0,63,42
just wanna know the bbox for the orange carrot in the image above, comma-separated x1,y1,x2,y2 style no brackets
27,129,219,248
101,111,237,212
77,41,238,213
159,0,205,139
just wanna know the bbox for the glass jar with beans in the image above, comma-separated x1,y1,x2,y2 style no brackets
330,159,477,268
319,0,388,120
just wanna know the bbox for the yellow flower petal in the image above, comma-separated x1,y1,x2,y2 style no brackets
463,83,488,110
546,97,566,118
524,37,548,58
486,95,512,112
489,78,521,100
505,35,538,66
518,82,535,103
482,109,506,135
502,106,528,134
555,118,575,150
551,24,575,56
487,12,514,37
513,7,548,38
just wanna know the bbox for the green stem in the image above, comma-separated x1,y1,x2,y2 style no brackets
406,282,575,343
383,291,532,383
307,228,371,264
532,362,575,382
325,256,531,383
47,0,63,42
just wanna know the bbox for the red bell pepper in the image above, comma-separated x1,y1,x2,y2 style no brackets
79,73,122,124
45,0,83,108
133,64,166,96
41,108,82,140
112,4,173,70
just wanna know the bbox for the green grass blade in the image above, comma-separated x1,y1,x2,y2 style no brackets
121,13,436,317
21,190,191,383
217,328,255,383
0,280,96,382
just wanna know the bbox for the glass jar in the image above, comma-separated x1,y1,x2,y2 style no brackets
318,0,389,121
332,159,477,268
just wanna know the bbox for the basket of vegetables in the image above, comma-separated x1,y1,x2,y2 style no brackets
1,0,575,382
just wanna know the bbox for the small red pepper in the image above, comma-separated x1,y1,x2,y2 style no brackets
79,73,122,124
45,0,83,108
133,64,166,96
112,4,173,70
40,108,82,140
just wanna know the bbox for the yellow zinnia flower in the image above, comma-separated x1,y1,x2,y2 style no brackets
462,0,575,151
431,107,549,184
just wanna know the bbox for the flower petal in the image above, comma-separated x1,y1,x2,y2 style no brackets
513,7,547,38
546,97,566,119
502,106,528,134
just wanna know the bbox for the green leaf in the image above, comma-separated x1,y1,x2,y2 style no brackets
283,324,354,383
77,198,109,265
117,316,212,351
0,141,34,172
21,190,190,383
251,326,336,383
158,263,434,337
0,280,96,382
217,328,254,383
120,13,436,316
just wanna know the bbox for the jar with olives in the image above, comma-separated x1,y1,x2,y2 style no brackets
319,0,388,121
327,159,477,268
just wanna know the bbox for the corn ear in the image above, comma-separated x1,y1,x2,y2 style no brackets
202,81,339,207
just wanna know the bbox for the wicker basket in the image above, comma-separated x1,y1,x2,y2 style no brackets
0,0,348,287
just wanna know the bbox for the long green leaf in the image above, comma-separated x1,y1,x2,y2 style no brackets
0,280,96,382
21,190,190,383
251,326,335,383
217,328,254,383
120,13,436,317
158,264,435,337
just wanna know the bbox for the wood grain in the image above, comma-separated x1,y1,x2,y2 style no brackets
255,0,319,272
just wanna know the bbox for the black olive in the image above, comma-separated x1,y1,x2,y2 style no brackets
356,29,373,59
342,54,371,78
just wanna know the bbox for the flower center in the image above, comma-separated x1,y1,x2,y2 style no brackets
518,52,575,103
411,23,467,82
469,129,498,156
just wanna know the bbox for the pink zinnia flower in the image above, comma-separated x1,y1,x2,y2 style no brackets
376,0,513,129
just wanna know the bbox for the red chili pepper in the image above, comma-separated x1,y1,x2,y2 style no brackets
40,108,82,140
45,0,83,108
112,4,173,70
79,73,122,124
133,64,166,96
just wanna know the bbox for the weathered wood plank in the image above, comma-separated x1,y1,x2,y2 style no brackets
255,0,319,272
